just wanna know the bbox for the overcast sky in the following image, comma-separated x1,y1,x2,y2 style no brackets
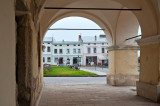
44,16,141,41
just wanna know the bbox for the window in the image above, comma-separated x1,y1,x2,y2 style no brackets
88,48,91,54
88,43,90,45
94,43,96,45
43,57,45,62
107,51,108,53
67,44,69,46
66,49,70,54
54,57,58,63
60,45,62,46
47,57,51,62
59,49,63,54
102,43,104,45
78,44,80,46
48,43,50,44
54,49,57,54
54,45,57,46
47,47,51,52
78,49,81,53
94,48,96,53
74,44,76,46
73,49,76,54
102,48,105,53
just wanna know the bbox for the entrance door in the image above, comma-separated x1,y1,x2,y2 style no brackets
59,58,63,64
73,57,77,64
93,56,97,65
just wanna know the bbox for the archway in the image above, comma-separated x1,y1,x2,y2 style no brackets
42,16,109,84
42,11,113,46
40,0,141,89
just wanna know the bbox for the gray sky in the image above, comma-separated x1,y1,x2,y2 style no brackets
44,16,141,41
45,17,105,41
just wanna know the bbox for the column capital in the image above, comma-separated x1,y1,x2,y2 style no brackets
136,35,160,46
106,45,139,51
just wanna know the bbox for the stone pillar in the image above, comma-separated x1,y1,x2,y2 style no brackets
107,46,139,86
136,35,160,102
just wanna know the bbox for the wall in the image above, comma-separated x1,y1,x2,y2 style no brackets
0,0,16,106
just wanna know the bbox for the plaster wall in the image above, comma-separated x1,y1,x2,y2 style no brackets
0,0,16,106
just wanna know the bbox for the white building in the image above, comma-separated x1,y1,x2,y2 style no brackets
43,38,83,66
43,35,108,66
51,41,83,66
80,35,108,66
43,37,53,65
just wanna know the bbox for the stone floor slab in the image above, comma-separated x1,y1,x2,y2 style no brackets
38,84,159,106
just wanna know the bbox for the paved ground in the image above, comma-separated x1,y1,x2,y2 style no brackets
80,66,108,75
39,84,159,106
44,77,106,84
39,77,159,106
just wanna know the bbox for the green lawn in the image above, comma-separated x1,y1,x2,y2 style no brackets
43,67,97,76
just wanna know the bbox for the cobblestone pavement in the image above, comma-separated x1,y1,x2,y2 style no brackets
80,66,108,75
39,84,159,106
44,77,106,84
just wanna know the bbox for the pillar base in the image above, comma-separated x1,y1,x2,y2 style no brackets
136,81,160,102
107,74,138,86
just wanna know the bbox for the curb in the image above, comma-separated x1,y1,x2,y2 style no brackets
44,75,106,77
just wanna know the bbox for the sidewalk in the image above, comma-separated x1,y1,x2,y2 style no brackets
44,77,106,84
80,66,108,75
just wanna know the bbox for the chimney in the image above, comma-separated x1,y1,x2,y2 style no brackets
95,35,97,41
99,35,106,37
78,35,81,41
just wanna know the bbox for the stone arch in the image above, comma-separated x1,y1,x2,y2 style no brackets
39,0,160,46
42,11,113,46
114,7,140,46
113,0,159,37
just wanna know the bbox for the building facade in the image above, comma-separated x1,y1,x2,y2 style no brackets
80,35,108,66
43,38,83,66
43,35,108,66
51,41,83,66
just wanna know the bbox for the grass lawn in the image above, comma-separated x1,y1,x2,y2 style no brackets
43,67,97,76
